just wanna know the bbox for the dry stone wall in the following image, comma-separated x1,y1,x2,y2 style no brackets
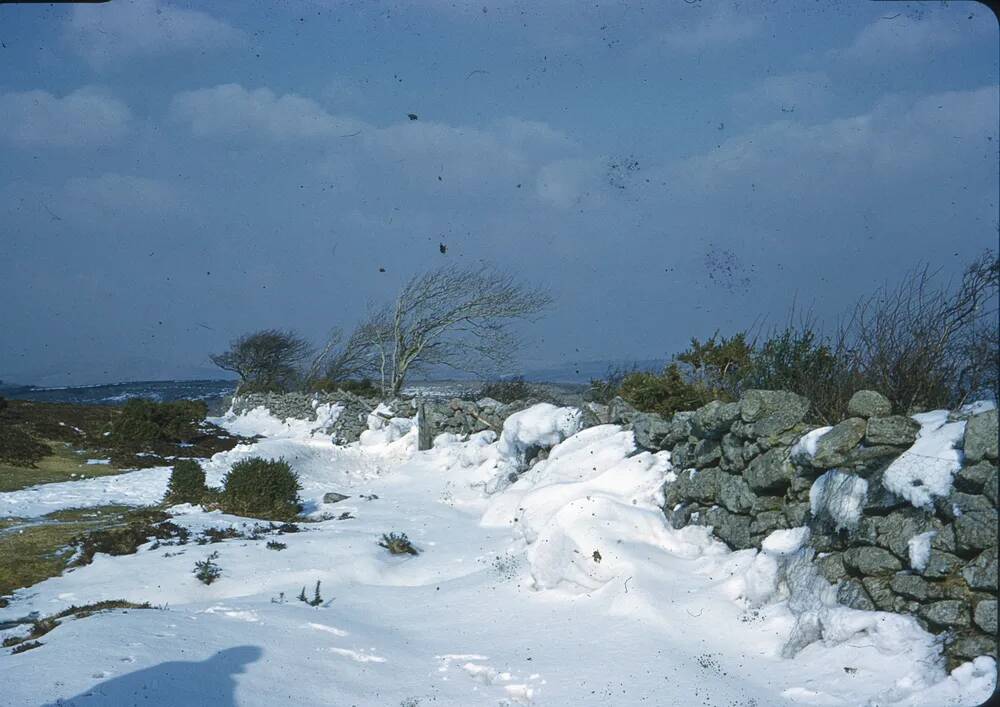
620,388,998,669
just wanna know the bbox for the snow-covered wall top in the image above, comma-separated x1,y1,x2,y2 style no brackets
618,388,997,671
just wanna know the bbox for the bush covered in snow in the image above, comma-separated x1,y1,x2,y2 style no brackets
108,399,208,448
220,456,301,521
164,459,208,505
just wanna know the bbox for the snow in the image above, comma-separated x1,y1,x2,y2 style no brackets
762,527,811,555
482,402,584,493
0,403,993,706
809,470,869,531
790,426,834,461
210,402,343,439
882,413,966,509
908,531,937,572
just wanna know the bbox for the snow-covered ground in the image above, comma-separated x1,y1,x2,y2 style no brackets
0,405,994,706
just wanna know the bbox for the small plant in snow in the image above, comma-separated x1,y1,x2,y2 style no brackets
297,581,323,606
266,540,286,551
194,552,222,585
378,532,420,556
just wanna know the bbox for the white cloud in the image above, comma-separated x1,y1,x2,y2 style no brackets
731,72,833,120
169,84,364,141
535,158,604,209
675,85,999,193
658,7,759,52
170,83,585,202
835,14,964,64
67,0,245,69
0,87,131,148
64,173,179,215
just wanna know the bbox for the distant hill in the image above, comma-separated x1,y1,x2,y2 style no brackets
520,359,666,384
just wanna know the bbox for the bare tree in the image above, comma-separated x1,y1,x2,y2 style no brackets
307,326,379,384
210,329,312,393
357,266,553,396
843,251,999,412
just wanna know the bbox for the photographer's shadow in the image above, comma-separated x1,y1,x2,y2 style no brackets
45,645,262,707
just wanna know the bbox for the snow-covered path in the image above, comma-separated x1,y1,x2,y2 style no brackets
0,407,993,706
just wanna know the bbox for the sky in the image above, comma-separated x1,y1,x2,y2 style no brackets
0,0,997,386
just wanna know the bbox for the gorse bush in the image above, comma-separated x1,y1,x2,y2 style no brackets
108,399,207,448
164,460,208,505
0,425,51,467
585,366,631,404
619,364,712,418
220,456,301,520
608,251,999,422
478,376,534,403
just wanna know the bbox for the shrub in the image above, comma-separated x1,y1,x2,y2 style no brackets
307,378,380,397
194,552,222,585
297,580,323,606
619,364,712,417
478,376,534,403
266,540,286,551
164,459,208,505
743,323,860,423
585,366,631,404
108,399,207,448
378,532,420,556
843,252,999,413
676,331,753,401
220,456,301,520
0,425,51,467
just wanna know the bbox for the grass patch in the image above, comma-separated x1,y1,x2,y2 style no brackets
0,441,122,493
0,520,96,597
0,506,184,596
3,600,152,654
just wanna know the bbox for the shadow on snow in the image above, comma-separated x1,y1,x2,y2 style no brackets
44,645,263,707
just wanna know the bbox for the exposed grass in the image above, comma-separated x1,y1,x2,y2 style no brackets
0,506,179,597
0,520,95,596
0,441,122,493
1,399,250,476
3,600,152,654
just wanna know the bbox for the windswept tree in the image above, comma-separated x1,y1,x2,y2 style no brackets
210,329,312,393
357,266,553,396
306,326,379,385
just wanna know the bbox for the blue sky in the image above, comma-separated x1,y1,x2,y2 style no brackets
0,0,997,385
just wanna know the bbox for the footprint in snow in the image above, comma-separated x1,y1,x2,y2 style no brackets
436,655,536,704
304,621,349,636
